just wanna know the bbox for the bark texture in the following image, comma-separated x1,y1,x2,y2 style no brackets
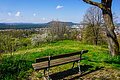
83,0,119,56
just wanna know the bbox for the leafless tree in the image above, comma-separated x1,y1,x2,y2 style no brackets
83,6,104,45
83,0,119,56
49,21,69,40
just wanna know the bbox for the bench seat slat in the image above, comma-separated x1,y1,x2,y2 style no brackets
35,50,88,63
32,56,83,70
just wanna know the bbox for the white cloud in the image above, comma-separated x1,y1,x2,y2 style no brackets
8,12,11,16
15,11,21,17
56,5,63,9
41,18,46,21
33,13,36,16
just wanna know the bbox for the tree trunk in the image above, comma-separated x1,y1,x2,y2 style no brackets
83,0,119,56
102,10,119,56
101,0,119,56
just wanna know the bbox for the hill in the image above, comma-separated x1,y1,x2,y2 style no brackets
47,21,79,26
0,21,79,29
1,40,120,80
117,23,120,26
0,23,47,29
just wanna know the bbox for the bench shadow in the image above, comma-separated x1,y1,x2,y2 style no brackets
49,65,95,80
70,67,103,80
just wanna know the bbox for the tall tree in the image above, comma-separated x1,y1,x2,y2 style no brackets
83,7,103,45
49,21,68,40
83,0,119,56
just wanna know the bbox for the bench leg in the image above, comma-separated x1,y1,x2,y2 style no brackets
44,69,46,76
47,68,50,80
72,62,75,68
78,60,81,74
43,69,50,80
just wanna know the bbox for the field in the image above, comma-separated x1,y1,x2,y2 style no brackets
0,40,120,80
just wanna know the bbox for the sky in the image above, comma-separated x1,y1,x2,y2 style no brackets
0,0,120,23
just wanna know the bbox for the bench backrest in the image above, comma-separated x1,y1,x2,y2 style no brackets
36,50,88,63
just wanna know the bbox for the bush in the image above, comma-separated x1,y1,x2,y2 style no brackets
0,57,33,80
31,33,48,46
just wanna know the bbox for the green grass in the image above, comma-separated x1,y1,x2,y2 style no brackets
0,40,120,80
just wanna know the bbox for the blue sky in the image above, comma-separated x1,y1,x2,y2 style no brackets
0,0,120,23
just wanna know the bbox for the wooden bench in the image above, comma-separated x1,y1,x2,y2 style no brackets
32,50,88,79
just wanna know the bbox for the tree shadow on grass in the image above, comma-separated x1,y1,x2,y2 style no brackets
88,58,120,65
104,60,120,64
49,65,102,80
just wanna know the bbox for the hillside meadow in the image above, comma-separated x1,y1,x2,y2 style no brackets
0,40,120,80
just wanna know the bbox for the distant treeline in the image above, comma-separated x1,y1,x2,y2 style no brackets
0,21,79,29
0,23,47,29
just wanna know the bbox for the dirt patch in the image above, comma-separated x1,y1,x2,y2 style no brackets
80,68,120,80
29,68,120,80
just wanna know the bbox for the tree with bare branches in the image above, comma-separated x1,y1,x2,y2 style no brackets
49,21,68,41
83,0,119,56
83,6,105,45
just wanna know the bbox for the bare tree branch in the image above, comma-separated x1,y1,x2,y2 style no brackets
83,0,105,9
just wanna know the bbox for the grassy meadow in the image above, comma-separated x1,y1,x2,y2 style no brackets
0,40,120,80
